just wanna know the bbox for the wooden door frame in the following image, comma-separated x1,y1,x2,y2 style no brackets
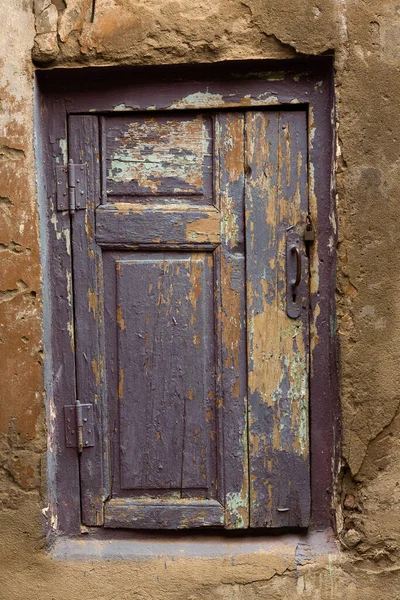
36,58,339,536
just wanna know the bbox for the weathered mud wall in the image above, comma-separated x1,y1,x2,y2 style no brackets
2,0,400,598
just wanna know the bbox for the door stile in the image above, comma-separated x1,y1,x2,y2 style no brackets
68,114,108,525
99,116,108,206
245,111,310,528
276,111,310,527
44,99,82,534
213,242,225,510
213,113,225,518
215,112,249,528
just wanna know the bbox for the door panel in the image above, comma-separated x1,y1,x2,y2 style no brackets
102,248,224,528
115,252,216,494
69,108,310,530
105,113,213,203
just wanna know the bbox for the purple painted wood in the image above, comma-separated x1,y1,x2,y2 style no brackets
98,110,227,528
98,110,254,529
245,111,310,528
95,205,220,246
39,97,81,535
307,68,339,530
68,115,108,525
99,110,254,529
115,252,216,495
38,61,330,119
39,60,337,533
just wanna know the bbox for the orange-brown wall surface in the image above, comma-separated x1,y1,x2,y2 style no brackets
2,1,400,598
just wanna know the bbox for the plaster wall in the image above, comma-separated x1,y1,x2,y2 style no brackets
1,1,400,598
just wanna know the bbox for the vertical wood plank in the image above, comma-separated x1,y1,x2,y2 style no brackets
42,98,81,534
246,111,310,528
68,115,108,525
216,113,249,528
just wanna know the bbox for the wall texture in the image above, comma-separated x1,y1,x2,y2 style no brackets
2,0,400,598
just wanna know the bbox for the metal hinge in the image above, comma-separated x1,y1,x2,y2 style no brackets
64,403,94,452
56,160,87,213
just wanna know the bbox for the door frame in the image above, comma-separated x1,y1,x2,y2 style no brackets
36,58,339,536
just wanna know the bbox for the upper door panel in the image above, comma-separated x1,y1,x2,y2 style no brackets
104,113,213,204
97,113,218,247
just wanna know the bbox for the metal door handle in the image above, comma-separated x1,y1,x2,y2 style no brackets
292,246,301,289
286,233,302,319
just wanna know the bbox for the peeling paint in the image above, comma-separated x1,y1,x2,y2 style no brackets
171,92,225,109
107,115,212,197
59,138,67,165
225,490,248,528
113,103,135,111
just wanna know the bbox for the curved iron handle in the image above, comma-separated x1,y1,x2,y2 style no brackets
291,246,301,289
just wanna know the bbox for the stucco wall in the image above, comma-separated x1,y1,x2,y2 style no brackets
2,0,400,598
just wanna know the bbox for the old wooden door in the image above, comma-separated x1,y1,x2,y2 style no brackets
68,108,310,530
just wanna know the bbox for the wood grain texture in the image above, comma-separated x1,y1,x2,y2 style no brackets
104,499,224,529
116,252,216,496
215,113,249,528
69,115,108,525
245,111,310,528
98,111,254,528
96,110,229,528
42,99,81,534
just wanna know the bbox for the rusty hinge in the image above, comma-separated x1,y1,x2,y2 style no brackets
64,403,94,452
56,160,87,213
